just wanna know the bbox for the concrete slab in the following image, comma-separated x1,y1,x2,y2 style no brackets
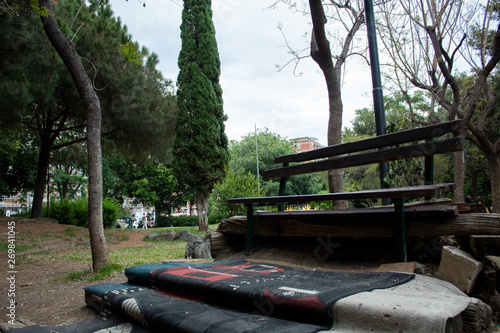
320,274,486,333
435,246,483,294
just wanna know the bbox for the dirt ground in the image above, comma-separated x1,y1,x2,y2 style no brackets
0,217,155,331
0,217,497,332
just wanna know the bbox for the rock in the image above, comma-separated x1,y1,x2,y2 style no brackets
485,255,500,272
472,264,500,315
146,232,159,240
187,233,202,241
407,237,443,262
185,234,212,259
203,230,212,241
435,246,483,294
176,230,191,241
414,262,427,275
160,230,177,242
470,236,500,257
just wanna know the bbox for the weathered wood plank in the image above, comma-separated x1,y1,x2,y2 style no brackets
217,213,500,238
255,205,459,220
228,184,455,205
275,120,463,164
218,215,280,236
264,137,464,180
209,231,230,258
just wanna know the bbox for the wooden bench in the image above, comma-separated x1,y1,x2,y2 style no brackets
228,120,464,261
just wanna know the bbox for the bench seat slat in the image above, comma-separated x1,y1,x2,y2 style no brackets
254,205,459,220
227,183,455,205
264,137,463,180
276,120,463,164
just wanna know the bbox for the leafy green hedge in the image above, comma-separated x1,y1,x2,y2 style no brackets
155,215,198,227
47,197,121,228
208,212,229,225
155,212,229,228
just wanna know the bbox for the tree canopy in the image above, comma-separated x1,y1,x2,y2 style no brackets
0,0,176,214
379,0,500,212
104,155,191,217
229,128,325,197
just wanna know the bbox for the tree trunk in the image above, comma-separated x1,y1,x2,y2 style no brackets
155,202,161,220
326,67,348,209
195,189,208,232
309,0,348,209
31,142,51,218
487,154,500,213
39,0,110,271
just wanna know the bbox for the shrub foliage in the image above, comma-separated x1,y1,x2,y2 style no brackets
48,197,121,228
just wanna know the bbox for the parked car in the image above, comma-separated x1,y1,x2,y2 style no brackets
112,219,129,228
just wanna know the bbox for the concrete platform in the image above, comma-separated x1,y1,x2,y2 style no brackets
322,274,490,332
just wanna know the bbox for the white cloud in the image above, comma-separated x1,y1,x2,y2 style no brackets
109,0,374,146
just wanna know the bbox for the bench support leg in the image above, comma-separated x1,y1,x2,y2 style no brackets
246,204,254,255
278,163,289,212
394,199,407,262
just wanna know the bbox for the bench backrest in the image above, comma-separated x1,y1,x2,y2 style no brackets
263,120,464,180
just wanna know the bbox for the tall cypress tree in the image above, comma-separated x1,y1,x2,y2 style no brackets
173,0,228,232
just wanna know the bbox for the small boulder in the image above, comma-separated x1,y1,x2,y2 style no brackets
185,234,212,259
146,232,159,240
203,230,212,241
176,230,191,241
160,230,177,242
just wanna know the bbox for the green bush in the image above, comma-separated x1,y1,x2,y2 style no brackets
48,197,120,228
102,199,121,228
155,215,198,228
155,213,228,228
73,199,89,226
50,198,80,225
11,210,30,218
208,212,229,225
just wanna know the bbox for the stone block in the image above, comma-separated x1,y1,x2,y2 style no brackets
435,246,483,294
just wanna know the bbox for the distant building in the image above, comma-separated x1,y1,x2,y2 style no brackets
289,137,323,152
0,194,32,215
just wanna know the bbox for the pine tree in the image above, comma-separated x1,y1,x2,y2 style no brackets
174,0,229,232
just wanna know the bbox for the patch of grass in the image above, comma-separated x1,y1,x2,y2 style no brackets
52,240,187,282
15,253,45,264
64,227,76,238
17,230,32,241
109,241,186,267
0,240,32,253
50,236,187,268
51,249,93,263
104,230,130,242
55,263,123,282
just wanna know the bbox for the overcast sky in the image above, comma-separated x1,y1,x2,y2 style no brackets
108,0,375,146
